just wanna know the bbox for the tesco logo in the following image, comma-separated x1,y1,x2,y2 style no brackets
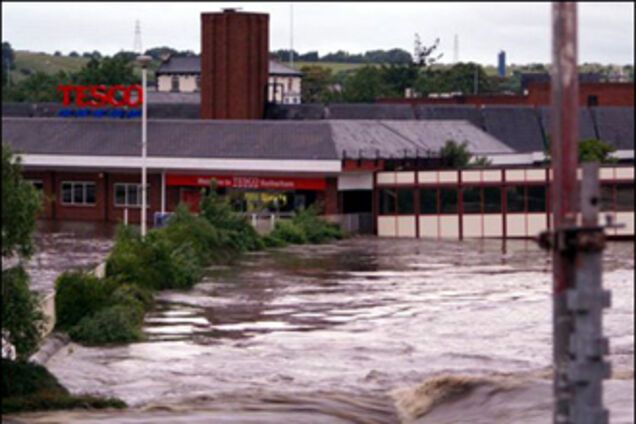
57,84,143,108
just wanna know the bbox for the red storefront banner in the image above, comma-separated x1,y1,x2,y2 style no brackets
166,174,327,191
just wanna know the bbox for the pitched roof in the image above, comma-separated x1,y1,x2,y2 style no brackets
591,107,635,150
481,106,546,153
326,103,415,119
156,56,303,77
2,118,512,161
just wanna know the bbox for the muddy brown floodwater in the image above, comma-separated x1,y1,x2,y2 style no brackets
5,227,634,424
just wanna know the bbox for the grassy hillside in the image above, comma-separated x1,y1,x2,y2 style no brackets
291,61,371,73
11,51,89,82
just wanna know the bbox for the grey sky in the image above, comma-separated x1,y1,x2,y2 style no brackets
2,2,634,65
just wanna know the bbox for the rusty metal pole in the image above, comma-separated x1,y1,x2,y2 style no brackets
551,3,579,422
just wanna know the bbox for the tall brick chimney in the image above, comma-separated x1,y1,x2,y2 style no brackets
200,9,269,119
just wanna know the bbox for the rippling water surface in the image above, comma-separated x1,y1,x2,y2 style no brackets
7,228,634,423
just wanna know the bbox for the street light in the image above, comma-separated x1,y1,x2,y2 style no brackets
136,54,152,237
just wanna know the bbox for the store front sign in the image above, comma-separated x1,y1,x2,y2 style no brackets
166,174,327,191
56,84,143,118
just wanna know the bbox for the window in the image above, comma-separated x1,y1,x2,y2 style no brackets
61,182,96,206
615,184,634,212
195,76,201,91
171,75,179,92
419,188,437,215
527,186,546,212
439,188,458,214
483,187,502,213
114,183,149,207
506,186,525,213
26,179,44,191
462,187,481,214
379,188,397,214
600,184,614,212
397,189,414,214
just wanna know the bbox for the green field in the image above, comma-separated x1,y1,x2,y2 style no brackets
291,61,371,73
10,51,89,82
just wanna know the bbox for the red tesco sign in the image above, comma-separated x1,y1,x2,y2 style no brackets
57,85,143,108
166,174,327,191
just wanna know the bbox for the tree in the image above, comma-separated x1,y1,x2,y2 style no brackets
144,46,177,61
438,140,491,168
69,51,79,58
1,144,45,358
54,51,62,57
74,56,138,86
379,63,419,96
545,136,617,163
341,65,393,102
300,65,335,103
413,34,442,67
2,41,15,70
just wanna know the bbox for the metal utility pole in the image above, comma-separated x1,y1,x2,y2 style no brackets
137,54,152,237
540,3,611,423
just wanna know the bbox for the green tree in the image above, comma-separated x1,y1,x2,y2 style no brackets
341,65,394,102
545,136,617,163
1,144,45,358
300,65,335,103
438,139,490,168
74,56,138,86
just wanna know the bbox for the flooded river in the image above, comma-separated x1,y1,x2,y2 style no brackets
6,229,634,423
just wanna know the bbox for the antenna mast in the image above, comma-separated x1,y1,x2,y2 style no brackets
134,19,142,54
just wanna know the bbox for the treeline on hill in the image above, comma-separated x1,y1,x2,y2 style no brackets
53,187,343,346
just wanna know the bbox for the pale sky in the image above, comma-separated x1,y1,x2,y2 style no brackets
2,2,634,65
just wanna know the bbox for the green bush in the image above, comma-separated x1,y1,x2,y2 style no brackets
1,266,46,358
270,220,308,244
262,234,288,248
105,225,201,291
291,205,343,243
69,305,144,346
54,271,119,331
1,359,126,414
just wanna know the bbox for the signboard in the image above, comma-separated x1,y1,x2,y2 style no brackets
166,174,327,191
56,84,143,118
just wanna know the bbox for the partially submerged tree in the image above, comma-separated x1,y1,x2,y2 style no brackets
1,144,45,358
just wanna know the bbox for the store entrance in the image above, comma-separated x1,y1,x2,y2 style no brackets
227,189,316,214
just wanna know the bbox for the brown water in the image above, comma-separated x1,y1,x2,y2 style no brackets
6,231,634,424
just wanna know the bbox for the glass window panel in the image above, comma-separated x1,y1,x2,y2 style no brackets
483,187,502,213
397,189,414,215
527,186,546,212
73,184,84,204
462,187,482,214
615,184,634,212
600,185,614,212
506,186,525,212
127,185,138,206
439,188,458,214
62,183,72,204
115,185,126,206
85,184,96,204
379,189,397,214
419,188,437,215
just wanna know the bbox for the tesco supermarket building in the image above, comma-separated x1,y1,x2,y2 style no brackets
2,9,634,239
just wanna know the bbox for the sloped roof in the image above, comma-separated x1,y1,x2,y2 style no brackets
2,118,512,161
415,105,484,129
326,103,415,119
481,106,546,153
156,56,303,76
591,107,635,150
538,107,598,142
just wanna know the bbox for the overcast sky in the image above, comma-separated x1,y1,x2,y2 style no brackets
2,2,634,65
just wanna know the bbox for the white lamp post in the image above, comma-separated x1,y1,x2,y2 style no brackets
136,55,152,237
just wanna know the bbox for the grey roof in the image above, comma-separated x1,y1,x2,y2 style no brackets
415,105,484,129
591,107,634,150
156,56,303,77
481,106,546,153
2,118,512,161
265,104,326,120
146,91,200,104
329,120,512,158
538,107,598,142
326,103,415,119
520,73,602,90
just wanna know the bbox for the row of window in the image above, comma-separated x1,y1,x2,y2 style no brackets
30,181,148,207
379,184,634,215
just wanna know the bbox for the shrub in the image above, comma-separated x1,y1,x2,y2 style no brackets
270,220,308,244
1,359,126,414
291,205,343,243
69,305,144,345
106,225,201,291
1,266,46,358
262,234,288,248
54,271,119,331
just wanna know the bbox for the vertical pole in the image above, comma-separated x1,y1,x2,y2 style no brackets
141,66,148,237
161,170,166,214
551,3,579,423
